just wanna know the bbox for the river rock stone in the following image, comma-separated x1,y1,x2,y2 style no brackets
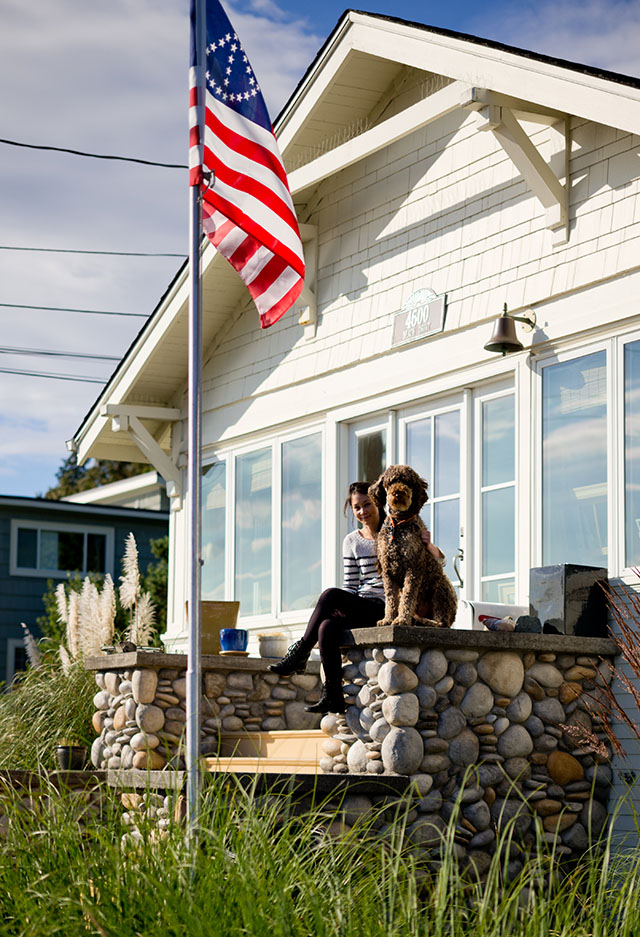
504,757,531,779
226,672,254,692
580,799,607,835
533,798,563,816
290,673,318,690
562,822,589,851
381,727,423,774
132,669,158,704
416,685,437,710
463,799,491,831
533,697,566,724
420,753,451,774
113,706,127,731
383,647,421,664
284,701,320,730
416,650,448,685
382,692,419,726
477,652,524,697
132,749,166,770
543,813,577,833
204,672,226,698
490,798,531,836
135,704,165,734
497,725,533,759
346,740,368,773
370,717,391,742
90,737,105,767
524,715,544,737
494,717,509,736
359,707,375,732
548,751,584,784
525,663,564,688
322,738,342,756
438,707,466,739
93,690,110,710
407,814,447,847
449,729,480,767
460,683,493,718
506,692,532,724
320,713,340,735
378,661,419,695
454,663,478,687
104,672,120,695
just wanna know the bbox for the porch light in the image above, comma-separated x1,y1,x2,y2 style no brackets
484,303,537,355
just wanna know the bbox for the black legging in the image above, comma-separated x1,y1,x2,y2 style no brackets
301,587,384,684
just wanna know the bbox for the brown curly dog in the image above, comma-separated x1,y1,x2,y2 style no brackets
369,465,458,628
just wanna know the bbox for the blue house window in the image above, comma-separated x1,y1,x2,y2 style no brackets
11,520,112,577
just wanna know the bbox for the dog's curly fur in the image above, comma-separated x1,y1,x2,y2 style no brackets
369,464,458,628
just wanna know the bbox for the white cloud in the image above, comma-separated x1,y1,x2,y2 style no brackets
477,0,640,77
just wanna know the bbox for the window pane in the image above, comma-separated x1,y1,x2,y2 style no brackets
482,487,515,576
202,462,226,601
406,418,432,481
86,534,106,572
434,499,459,582
542,352,607,566
482,396,515,486
17,528,37,568
434,411,459,497
281,434,322,611
235,449,272,615
625,340,640,567
57,531,84,571
357,430,386,483
481,578,516,604
40,530,59,569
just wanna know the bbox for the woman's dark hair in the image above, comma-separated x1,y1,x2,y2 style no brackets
344,480,386,531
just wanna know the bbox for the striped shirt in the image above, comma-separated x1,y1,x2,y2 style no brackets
342,530,385,602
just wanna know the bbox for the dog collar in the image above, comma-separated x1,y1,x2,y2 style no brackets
387,513,417,542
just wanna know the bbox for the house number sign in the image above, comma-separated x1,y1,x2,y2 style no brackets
391,288,447,347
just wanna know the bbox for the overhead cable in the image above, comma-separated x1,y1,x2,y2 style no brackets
0,244,185,258
0,302,147,318
0,136,187,169
0,345,120,361
0,366,106,384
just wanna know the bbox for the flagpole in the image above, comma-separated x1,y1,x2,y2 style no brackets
186,0,206,839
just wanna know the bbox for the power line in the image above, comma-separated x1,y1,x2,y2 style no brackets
0,302,147,318
0,136,187,170
0,345,120,361
0,366,106,384
0,244,185,258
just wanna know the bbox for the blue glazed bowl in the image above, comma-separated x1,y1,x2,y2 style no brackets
220,628,248,652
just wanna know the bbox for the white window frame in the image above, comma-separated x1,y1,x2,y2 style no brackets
9,519,115,578
202,423,325,626
474,387,517,604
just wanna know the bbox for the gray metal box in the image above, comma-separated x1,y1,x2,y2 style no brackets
528,564,608,637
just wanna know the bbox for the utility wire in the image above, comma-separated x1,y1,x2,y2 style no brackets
0,136,187,170
0,244,185,258
0,302,147,318
0,345,120,362
0,366,106,384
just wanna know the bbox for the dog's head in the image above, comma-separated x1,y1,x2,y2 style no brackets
369,464,429,518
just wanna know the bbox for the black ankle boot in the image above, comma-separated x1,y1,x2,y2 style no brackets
304,681,346,714
267,639,311,676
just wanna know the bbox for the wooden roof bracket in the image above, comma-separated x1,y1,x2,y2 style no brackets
296,223,318,338
462,88,569,245
101,404,183,509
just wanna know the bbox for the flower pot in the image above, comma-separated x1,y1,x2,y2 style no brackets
219,628,248,652
56,745,87,772
258,634,289,659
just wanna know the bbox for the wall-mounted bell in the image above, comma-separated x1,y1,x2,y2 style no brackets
484,303,537,355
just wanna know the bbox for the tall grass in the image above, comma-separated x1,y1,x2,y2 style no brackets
1,776,640,937
0,660,94,770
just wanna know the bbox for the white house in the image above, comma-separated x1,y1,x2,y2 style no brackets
71,9,640,821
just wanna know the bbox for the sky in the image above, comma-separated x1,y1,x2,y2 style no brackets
1,0,639,499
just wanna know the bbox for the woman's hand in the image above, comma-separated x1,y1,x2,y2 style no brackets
421,528,445,561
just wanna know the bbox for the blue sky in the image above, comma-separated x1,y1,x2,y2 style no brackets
0,0,639,498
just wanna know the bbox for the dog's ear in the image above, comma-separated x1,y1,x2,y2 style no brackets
368,474,386,510
413,474,429,512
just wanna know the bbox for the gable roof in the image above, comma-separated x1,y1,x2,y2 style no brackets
72,8,640,465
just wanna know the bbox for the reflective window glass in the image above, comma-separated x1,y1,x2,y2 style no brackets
202,461,226,601
434,411,460,497
482,396,515,487
542,352,607,566
17,528,37,568
235,449,272,615
625,340,640,567
86,534,106,572
482,487,515,577
357,430,386,483
481,577,516,604
434,498,459,582
281,434,322,611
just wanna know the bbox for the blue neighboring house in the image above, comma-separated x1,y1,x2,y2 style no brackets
0,493,168,684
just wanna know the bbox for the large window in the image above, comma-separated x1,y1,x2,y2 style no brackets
405,408,461,585
11,521,111,577
625,339,640,567
202,430,322,620
542,351,608,567
479,393,515,603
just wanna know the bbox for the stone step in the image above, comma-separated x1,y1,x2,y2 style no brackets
205,729,325,775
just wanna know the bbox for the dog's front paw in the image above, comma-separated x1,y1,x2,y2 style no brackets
377,618,394,627
391,616,414,628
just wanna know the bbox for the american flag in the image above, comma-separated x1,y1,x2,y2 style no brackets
189,0,305,329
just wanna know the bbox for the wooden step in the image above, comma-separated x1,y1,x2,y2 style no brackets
205,729,325,775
